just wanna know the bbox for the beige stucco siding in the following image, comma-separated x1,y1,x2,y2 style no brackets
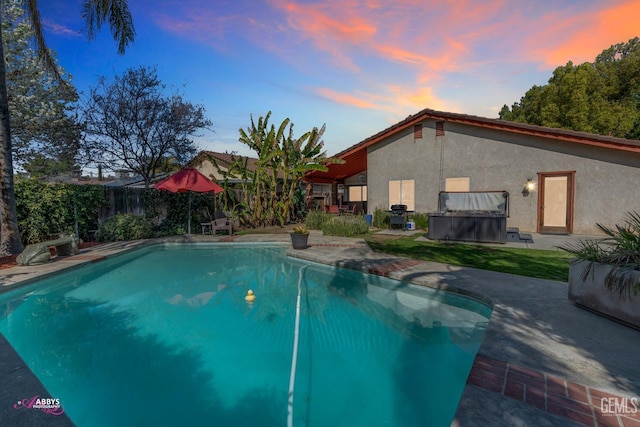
367,119,640,234
191,158,227,181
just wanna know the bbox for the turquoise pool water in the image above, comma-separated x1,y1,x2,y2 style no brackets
0,244,491,426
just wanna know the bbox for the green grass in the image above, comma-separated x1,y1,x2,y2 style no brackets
365,235,573,281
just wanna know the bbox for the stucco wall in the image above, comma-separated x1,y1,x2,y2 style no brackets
191,158,227,181
367,120,640,234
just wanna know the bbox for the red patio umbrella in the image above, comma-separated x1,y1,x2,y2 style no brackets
154,167,224,234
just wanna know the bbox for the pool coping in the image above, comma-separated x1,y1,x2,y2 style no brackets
1,233,639,426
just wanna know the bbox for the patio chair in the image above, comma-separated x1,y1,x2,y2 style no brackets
344,204,357,215
211,217,233,235
327,205,340,215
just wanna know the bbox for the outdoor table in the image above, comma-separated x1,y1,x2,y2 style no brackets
201,222,212,235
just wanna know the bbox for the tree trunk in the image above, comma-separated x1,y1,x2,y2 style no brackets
0,27,24,256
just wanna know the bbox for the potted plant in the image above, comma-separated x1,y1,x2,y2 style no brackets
559,212,640,328
290,225,309,249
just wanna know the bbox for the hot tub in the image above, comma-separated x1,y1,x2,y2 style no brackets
428,191,508,243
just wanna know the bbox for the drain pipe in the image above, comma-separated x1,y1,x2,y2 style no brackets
287,265,307,427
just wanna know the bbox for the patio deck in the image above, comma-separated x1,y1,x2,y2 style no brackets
0,231,638,426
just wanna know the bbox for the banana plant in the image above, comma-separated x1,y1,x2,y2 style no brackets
226,111,344,228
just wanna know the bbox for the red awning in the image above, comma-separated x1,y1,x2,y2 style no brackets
305,149,367,183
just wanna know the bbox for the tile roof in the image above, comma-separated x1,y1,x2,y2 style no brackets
306,108,640,182
340,107,640,158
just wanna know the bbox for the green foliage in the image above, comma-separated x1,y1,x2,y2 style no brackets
305,210,333,230
559,212,640,297
15,178,105,244
144,189,216,236
96,214,152,242
82,66,211,189
292,184,307,221
2,0,82,173
321,215,369,237
292,225,309,234
372,207,390,229
409,212,429,230
500,37,640,139
220,111,343,228
0,0,136,256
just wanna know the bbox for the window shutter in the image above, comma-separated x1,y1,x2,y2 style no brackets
436,121,445,136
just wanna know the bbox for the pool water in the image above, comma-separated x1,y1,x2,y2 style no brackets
0,244,491,426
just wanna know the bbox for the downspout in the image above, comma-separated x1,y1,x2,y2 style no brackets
438,133,445,192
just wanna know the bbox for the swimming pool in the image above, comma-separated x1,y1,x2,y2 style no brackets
0,243,491,426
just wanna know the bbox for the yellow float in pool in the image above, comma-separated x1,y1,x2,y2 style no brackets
245,290,256,303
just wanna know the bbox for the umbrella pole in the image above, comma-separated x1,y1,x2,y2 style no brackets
188,192,192,234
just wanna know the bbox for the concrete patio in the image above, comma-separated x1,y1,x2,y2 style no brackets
0,231,638,426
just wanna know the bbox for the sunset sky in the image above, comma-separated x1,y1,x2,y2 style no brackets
38,0,640,159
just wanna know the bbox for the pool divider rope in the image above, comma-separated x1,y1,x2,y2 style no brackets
287,265,307,427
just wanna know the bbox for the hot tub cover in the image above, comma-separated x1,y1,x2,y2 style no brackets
437,191,508,214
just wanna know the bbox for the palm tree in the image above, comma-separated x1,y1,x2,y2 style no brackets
0,0,135,255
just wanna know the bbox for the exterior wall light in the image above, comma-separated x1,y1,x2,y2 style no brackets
526,179,536,192
522,178,536,197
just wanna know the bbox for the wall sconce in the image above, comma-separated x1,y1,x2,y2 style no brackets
522,178,536,197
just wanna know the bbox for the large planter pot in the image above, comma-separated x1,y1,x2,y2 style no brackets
568,260,640,329
290,233,309,250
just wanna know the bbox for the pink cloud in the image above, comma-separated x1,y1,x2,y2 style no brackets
269,0,512,75
151,0,639,116
153,10,232,51
314,88,377,109
526,0,640,67
314,83,455,119
43,19,81,38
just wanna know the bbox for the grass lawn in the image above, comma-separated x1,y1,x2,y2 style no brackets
365,235,573,282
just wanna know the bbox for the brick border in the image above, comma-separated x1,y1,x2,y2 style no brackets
468,354,640,426
366,258,425,276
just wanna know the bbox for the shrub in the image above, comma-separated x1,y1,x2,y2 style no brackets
322,215,369,237
305,210,333,230
409,212,429,230
372,207,390,229
292,225,309,234
145,189,215,236
96,214,152,242
15,178,105,243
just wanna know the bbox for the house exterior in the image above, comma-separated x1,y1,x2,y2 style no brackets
187,151,254,183
306,108,640,235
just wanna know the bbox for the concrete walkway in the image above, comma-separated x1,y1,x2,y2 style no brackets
0,231,638,426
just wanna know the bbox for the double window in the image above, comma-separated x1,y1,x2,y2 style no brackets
389,180,414,210
348,185,367,202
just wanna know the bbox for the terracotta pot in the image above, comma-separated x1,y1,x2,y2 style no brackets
568,260,640,329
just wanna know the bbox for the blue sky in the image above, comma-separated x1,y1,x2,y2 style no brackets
38,0,639,160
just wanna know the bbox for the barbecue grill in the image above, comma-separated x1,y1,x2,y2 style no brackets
427,191,508,243
389,204,408,230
